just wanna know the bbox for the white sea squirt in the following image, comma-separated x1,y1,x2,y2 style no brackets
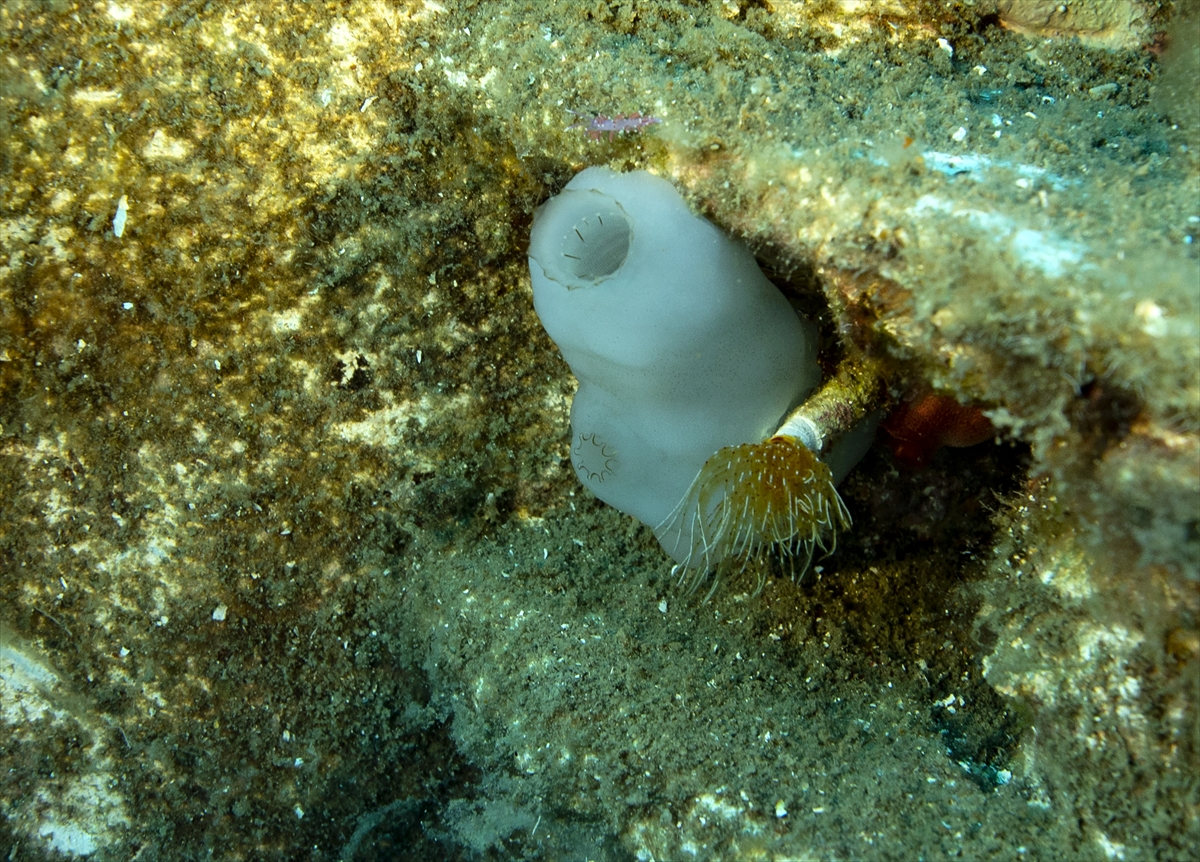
529,168,883,591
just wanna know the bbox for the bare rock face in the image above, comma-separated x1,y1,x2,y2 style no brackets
995,0,1159,49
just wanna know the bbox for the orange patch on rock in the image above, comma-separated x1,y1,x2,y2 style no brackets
882,394,994,467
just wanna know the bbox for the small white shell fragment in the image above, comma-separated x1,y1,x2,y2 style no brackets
951,126,968,142
937,38,953,57
212,604,228,621
775,800,788,818
658,598,667,613
113,194,128,237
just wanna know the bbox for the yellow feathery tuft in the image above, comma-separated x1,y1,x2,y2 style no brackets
659,434,851,598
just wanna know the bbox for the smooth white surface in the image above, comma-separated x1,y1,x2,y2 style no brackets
530,168,819,560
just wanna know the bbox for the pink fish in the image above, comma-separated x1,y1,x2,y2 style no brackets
566,110,662,140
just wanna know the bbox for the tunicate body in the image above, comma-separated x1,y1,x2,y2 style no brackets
529,168,821,561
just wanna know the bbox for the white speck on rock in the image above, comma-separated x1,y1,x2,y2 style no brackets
143,129,192,160
112,195,128,238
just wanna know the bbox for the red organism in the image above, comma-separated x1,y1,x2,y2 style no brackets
882,393,995,467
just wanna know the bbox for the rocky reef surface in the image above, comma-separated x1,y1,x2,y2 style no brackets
1,1,1196,859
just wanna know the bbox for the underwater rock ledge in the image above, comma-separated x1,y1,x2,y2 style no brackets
0,1,1196,860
